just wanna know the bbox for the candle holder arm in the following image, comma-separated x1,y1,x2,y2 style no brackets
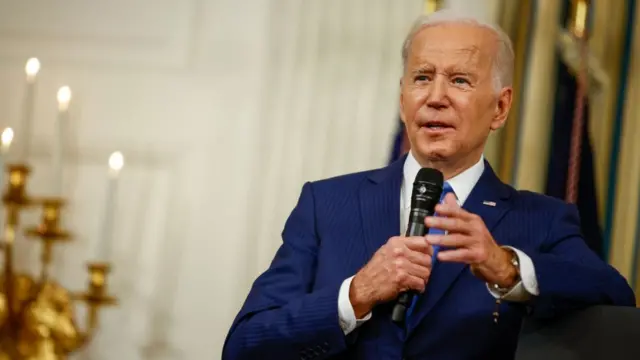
71,262,117,346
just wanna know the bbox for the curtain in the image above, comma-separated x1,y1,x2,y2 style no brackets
243,0,424,290
610,0,640,294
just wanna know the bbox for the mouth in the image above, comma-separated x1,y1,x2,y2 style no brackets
420,121,455,133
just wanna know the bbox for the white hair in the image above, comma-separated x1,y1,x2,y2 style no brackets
401,9,514,92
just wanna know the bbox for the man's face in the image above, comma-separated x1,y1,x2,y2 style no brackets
399,23,512,167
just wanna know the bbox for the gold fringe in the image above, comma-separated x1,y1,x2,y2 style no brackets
512,0,562,192
610,1,640,289
496,0,534,183
589,0,628,223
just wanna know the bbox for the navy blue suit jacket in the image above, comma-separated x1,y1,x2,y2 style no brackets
223,156,636,360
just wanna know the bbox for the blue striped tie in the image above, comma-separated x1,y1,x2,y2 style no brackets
406,181,455,320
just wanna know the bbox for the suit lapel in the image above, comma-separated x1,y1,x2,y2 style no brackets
407,161,513,333
359,156,405,259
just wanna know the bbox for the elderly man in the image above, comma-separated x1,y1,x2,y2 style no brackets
222,9,636,360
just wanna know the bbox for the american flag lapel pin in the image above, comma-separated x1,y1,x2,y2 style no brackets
482,201,496,207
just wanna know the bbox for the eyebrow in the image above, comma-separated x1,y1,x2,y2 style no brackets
411,66,434,76
411,65,478,79
448,68,477,78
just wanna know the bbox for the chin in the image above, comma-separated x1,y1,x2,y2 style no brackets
412,138,454,159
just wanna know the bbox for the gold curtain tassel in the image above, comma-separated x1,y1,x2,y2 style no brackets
424,0,443,15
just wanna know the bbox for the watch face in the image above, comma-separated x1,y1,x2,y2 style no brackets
493,283,509,294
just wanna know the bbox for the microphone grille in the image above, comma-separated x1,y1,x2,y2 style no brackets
410,167,444,212
414,167,444,187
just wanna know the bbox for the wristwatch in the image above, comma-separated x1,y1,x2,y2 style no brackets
491,248,521,294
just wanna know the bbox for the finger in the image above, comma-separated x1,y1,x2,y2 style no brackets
388,237,428,257
443,192,459,206
425,243,434,256
434,202,476,220
394,268,427,293
393,257,430,280
424,215,471,234
400,273,428,293
404,248,432,268
403,236,430,253
392,250,431,270
406,261,431,280
437,248,474,263
425,233,469,248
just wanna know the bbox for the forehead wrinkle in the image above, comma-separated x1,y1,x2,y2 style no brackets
411,26,498,66
403,22,508,92
410,51,483,76
414,44,483,63
420,49,496,86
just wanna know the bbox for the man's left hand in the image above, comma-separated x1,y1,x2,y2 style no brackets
424,193,519,288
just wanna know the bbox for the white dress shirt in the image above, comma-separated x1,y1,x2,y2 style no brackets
337,151,540,335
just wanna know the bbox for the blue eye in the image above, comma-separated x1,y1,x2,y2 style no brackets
415,75,430,82
453,77,469,85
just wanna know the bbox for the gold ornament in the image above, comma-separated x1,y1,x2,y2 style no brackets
0,164,117,359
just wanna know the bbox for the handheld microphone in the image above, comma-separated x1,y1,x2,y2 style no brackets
391,167,443,324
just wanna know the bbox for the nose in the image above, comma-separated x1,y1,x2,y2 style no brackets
426,75,448,110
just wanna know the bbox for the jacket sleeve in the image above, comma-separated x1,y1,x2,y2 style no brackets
222,182,348,360
527,203,636,319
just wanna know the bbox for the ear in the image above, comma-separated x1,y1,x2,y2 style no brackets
490,87,513,131
399,78,407,124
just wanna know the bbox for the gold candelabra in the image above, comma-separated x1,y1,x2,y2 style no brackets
0,163,117,359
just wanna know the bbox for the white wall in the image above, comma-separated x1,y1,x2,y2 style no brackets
443,0,502,22
0,0,432,358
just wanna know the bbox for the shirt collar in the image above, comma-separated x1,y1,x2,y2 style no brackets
402,150,485,209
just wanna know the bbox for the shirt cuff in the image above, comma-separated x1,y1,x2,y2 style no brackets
487,246,540,301
338,276,372,335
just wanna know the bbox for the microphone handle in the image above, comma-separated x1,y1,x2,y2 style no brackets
391,208,431,324
391,291,417,323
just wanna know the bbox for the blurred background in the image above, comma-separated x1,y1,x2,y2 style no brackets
0,0,638,359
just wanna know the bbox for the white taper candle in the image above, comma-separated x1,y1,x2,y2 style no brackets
98,151,124,261
0,128,14,239
53,86,71,195
19,58,40,162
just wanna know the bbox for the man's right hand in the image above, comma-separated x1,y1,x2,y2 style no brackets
349,236,433,318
